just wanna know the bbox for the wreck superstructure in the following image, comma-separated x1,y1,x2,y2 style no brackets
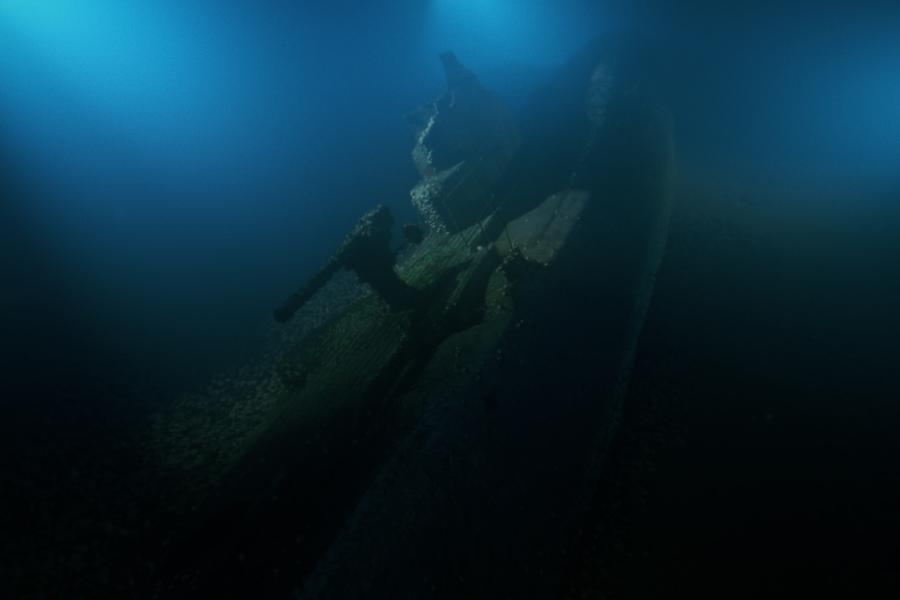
408,51,520,234
155,42,674,599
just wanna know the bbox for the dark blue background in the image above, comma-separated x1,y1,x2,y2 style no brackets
2,1,898,395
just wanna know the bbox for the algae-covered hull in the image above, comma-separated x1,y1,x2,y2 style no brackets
160,41,674,598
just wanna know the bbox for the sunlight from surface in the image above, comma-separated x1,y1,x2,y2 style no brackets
0,0,255,170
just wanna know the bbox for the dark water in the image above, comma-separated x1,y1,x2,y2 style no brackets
2,2,899,597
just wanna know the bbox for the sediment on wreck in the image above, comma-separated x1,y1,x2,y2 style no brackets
157,39,674,600
408,52,520,234
299,39,674,599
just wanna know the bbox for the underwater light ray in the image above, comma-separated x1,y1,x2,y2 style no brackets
0,0,265,171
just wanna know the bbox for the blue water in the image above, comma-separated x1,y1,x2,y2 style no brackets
2,2,899,597
1,1,611,374
3,2,897,372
